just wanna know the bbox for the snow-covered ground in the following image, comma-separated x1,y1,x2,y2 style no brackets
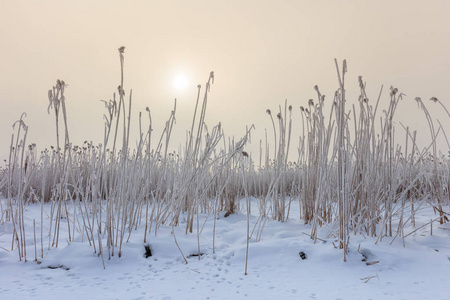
0,199,449,300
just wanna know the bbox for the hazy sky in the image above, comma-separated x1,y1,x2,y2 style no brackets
1,0,450,162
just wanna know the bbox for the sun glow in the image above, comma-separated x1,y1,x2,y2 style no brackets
173,74,188,90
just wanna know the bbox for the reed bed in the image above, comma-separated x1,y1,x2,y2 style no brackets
0,48,449,265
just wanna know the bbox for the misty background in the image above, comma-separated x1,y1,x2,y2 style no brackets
1,0,449,163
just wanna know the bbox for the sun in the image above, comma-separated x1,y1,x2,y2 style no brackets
173,74,188,90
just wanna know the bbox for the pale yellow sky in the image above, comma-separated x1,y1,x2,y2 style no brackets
1,0,450,161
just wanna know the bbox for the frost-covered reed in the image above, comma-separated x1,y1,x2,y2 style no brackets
0,49,449,265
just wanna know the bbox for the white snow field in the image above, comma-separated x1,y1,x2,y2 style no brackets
0,199,449,300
